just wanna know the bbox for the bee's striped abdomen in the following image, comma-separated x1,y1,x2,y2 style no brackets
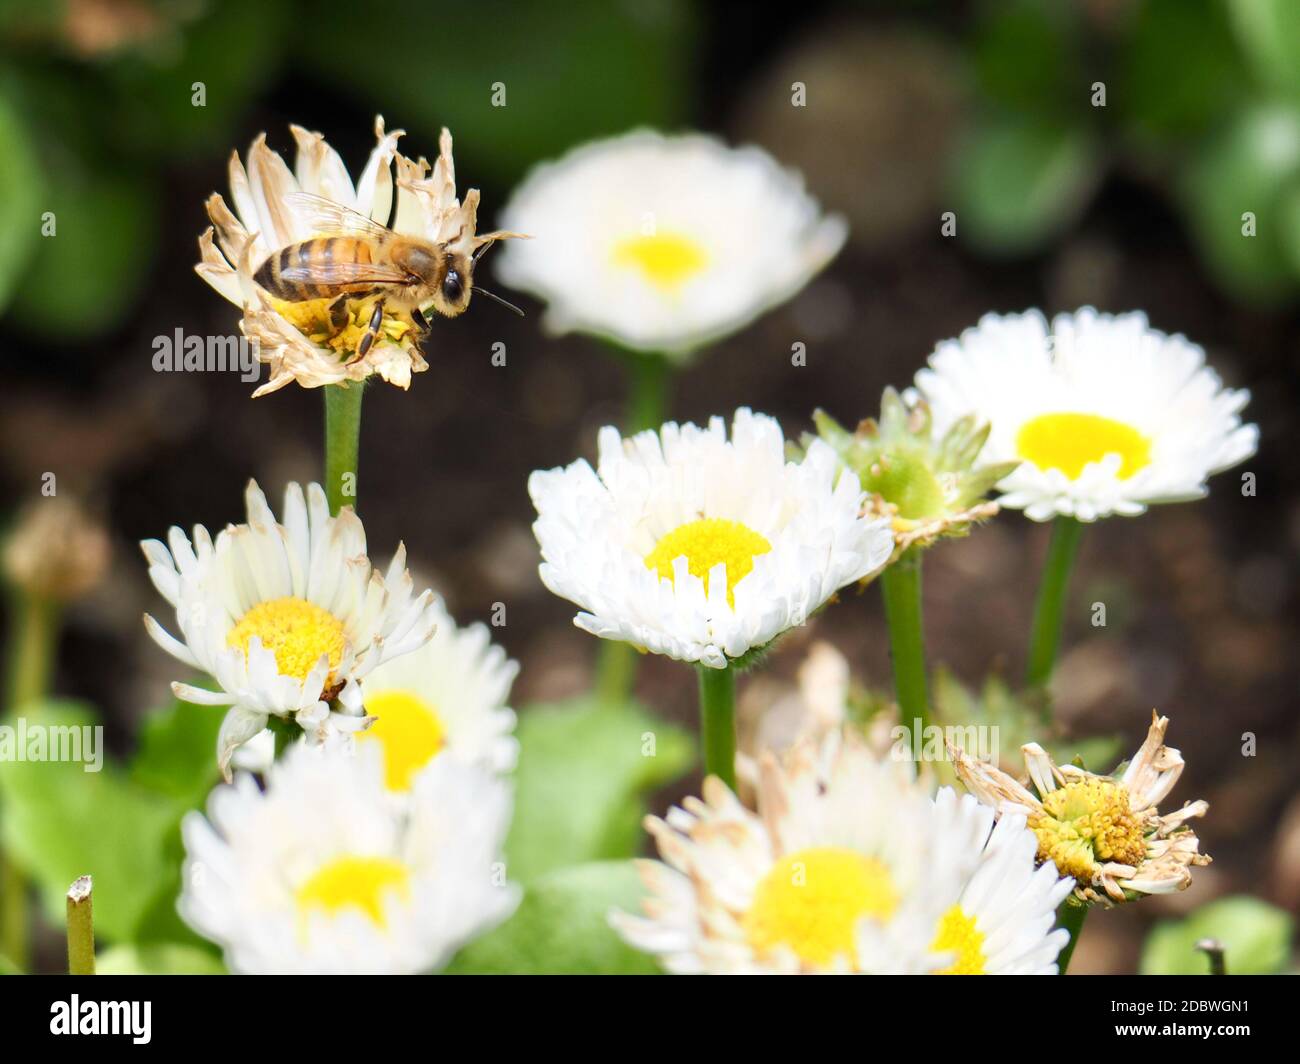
252,237,375,301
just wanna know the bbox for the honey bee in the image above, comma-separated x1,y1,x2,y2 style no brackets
253,192,522,361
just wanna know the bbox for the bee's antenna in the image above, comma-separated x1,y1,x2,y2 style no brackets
475,286,525,317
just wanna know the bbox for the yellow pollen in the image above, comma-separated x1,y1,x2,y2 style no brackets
743,847,899,968
295,855,410,928
271,296,412,355
226,596,346,684
1016,412,1152,480
612,232,708,290
644,518,772,607
1029,778,1147,882
356,689,446,791
931,905,987,975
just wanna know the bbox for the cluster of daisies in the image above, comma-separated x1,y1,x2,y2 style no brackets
150,116,1255,974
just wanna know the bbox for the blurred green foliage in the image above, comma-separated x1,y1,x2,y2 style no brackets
956,0,1300,303
0,698,221,947
1140,896,1294,974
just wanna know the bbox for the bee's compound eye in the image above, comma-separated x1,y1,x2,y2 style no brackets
442,270,464,303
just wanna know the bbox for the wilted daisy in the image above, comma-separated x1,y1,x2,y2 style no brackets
197,116,517,395
612,732,1066,974
495,130,847,358
529,409,893,669
951,713,1210,904
355,596,519,790
141,480,439,778
929,789,1074,974
179,742,518,974
913,308,1258,522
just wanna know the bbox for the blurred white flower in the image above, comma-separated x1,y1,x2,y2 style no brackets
914,308,1257,522
356,596,519,790
496,130,846,358
180,742,517,974
140,480,439,779
529,409,892,669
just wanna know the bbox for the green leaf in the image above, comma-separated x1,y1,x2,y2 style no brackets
1182,103,1300,301
971,0,1082,117
8,167,157,338
95,943,226,976
951,116,1101,255
0,702,184,942
506,696,693,885
1229,0,1300,103
447,861,659,974
0,85,41,312
1121,0,1250,141
129,698,223,808
1140,896,1294,974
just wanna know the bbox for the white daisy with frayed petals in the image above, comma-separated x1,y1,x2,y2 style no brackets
179,742,518,974
611,732,985,974
141,480,439,778
914,308,1258,522
356,596,519,791
928,790,1073,975
496,130,846,358
529,409,892,668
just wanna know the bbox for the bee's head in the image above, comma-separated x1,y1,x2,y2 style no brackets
428,253,473,318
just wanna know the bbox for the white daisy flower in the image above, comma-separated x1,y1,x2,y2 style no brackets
529,409,893,669
495,129,847,358
913,308,1258,521
610,732,984,974
355,596,519,790
197,116,517,395
140,480,440,778
928,789,1074,975
179,742,518,974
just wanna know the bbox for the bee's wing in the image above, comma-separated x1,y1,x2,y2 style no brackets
278,259,416,286
285,192,393,237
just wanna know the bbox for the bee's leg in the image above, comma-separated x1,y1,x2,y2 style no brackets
411,305,430,333
350,297,386,364
327,294,352,333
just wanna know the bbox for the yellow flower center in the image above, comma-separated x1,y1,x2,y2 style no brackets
1016,412,1152,480
271,295,412,355
612,232,708,291
644,518,772,607
1029,778,1147,882
356,688,446,791
743,847,899,968
295,855,410,928
930,905,987,974
226,596,346,684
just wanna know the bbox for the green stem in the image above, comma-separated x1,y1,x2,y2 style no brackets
1025,516,1085,693
323,383,365,516
1055,899,1088,975
696,665,736,790
6,589,58,712
594,642,637,707
1,589,59,972
880,550,931,738
267,715,298,760
66,876,95,976
627,352,669,433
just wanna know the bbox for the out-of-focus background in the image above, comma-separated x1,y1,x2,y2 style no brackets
0,0,1296,973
